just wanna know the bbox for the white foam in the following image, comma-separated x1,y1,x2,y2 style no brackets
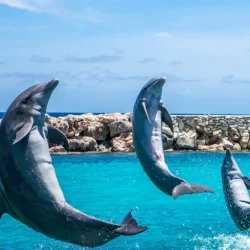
192,233,250,250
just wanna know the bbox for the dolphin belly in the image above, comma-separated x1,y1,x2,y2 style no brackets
223,178,250,230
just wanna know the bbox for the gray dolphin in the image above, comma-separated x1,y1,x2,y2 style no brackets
132,77,214,199
0,79,147,248
222,148,250,230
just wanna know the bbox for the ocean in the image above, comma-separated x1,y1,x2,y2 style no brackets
0,151,250,249
0,112,249,119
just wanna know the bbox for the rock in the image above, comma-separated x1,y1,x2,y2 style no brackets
240,131,249,149
175,132,196,149
186,118,196,128
69,137,97,152
228,127,240,142
209,130,222,144
97,114,118,124
78,114,99,122
197,145,209,151
222,138,234,150
50,146,66,153
238,127,246,135
217,146,224,151
46,116,69,136
84,122,109,141
195,139,206,146
233,143,241,151
75,121,89,135
97,141,111,152
110,121,132,137
111,133,134,152
162,124,174,137
162,134,173,149
178,121,184,131
212,130,222,139
196,124,207,134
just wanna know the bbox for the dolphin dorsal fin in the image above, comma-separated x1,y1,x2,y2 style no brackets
161,105,174,134
141,101,151,124
12,118,33,145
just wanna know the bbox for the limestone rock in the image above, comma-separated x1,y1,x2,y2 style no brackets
111,133,134,152
50,145,66,153
162,124,174,137
178,121,184,131
97,114,118,124
196,124,207,134
222,138,234,150
195,139,206,146
162,134,173,149
97,141,111,152
175,132,196,149
240,131,249,149
84,122,109,141
69,137,97,152
228,127,240,142
186,118,196,129
197,145,209,151
46,116,69,136
110,121,132,137
233,143,241,151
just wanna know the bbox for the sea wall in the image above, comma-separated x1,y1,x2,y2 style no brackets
46,114,250,153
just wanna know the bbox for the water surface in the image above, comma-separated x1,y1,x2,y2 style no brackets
1,152,250,249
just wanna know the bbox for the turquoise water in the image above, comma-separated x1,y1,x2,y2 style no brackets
1,152,250,249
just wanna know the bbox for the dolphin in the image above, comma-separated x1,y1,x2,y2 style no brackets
132,77,214,199
0,79,147,248
222,148,250,230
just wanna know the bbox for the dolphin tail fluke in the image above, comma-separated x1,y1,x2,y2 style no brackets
115,209,147,236
172,183,215,199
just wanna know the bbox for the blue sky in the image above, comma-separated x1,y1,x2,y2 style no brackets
1,0,250,114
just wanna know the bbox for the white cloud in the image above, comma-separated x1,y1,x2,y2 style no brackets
0,0,57,13
0,0,104,24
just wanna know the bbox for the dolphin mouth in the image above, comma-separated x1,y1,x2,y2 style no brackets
43,78,59,93
154,77,167,86
35,78,59,96
226,148,232,156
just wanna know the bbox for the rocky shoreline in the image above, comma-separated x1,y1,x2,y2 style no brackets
46,114,250,153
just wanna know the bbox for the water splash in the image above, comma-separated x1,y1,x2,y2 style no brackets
192,233,250,250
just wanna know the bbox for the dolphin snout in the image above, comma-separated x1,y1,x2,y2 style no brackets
45,78,59,91
226,148,232,156
157,77,167,85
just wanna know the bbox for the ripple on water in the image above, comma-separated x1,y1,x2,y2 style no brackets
0,152,250,249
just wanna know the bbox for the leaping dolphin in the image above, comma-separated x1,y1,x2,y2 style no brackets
132,77,214,199
0,79,147,248
222,148,250,230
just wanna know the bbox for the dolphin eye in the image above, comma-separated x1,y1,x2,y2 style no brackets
22,97,29,104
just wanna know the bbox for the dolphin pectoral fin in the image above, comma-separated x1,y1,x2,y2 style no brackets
161,105,174,134
44,123,70,152
142,102,151,124
115,209,147,236
12,119,33,145
172,183,215,199
240,200,250,205
242,176,250,189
